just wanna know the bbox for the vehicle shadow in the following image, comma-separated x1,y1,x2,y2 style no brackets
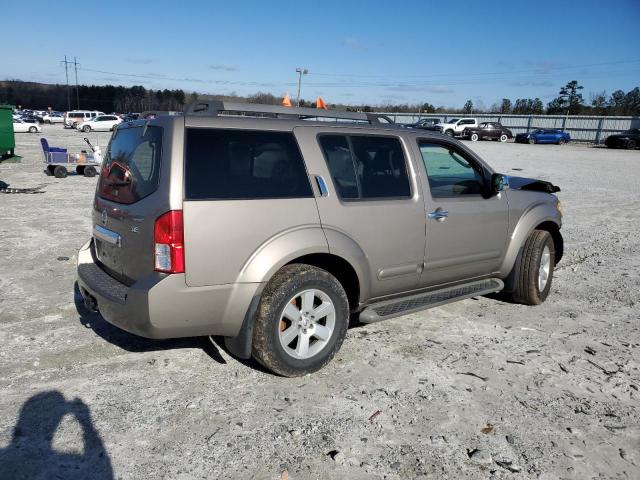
0,391,114,480
73,282,227,364
74,282,365,375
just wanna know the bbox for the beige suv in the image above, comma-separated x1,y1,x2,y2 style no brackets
77,102,563,376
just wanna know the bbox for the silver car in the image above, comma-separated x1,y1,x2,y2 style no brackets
77,101,563,376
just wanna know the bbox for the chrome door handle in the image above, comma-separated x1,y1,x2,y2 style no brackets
427,210,449,221
315,175,329,197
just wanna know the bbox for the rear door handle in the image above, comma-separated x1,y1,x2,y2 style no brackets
427,210,449,221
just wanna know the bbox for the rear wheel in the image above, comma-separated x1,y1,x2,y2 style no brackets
558,138,566,145
529,137,537,145
445,129,454,137
470,133,479,141
511,230,555,305
499,134,508,142
84,166,97,177
53,166,68,178
628,140,637,149
28,126,37,133
44,166,53,176
252,264,349,377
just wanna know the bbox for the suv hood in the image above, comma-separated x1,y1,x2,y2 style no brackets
509,175,560,193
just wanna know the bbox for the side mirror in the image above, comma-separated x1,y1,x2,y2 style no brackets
491,173,509,195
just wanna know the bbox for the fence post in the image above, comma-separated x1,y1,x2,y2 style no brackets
561,115,567,131
526,116,532,133
595,117,604,145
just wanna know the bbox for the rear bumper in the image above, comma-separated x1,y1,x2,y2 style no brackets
76,239,261,339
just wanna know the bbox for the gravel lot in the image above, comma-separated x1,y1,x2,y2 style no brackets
1,125,638,480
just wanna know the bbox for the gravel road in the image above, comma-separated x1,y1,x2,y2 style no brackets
1,125,638,479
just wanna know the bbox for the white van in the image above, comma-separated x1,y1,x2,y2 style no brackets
64,110,105,128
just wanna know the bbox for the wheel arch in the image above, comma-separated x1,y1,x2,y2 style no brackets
499,203,563,277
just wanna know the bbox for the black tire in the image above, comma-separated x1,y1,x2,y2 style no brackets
29,126,37,133
499,134,508,143
76,166,85,176
84,166,97,177
83,125,91,133
628,140,637,149
53,166,68,178
252,264,349,377
557,138,566,145
529,137,537,145
470,133,479,141
44,166,53,176
445,129,454,137
511,230,555,305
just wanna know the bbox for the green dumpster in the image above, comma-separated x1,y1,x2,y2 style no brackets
0,104,16,160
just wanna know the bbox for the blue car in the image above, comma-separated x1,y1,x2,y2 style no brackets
515,129,571,145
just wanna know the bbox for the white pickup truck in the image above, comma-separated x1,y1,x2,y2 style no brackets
434,118,478,137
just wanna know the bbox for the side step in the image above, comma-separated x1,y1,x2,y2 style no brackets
359,278,504,324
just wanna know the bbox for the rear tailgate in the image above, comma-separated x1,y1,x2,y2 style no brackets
93,123,164,284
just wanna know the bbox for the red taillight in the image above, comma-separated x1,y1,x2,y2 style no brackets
154,210,184,273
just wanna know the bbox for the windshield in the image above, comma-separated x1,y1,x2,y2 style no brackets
98,126,163,204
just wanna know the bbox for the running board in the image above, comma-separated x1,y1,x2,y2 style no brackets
359,278,504,324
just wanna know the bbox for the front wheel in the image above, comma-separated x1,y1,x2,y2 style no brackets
557,138,566,145
499,134,508,142
84,166,97,177
628,140,637,149
445,129,454,137
470,133,479,141
529,137,537,145
511,230,555,305
29,126,37,133
83,125,91,132
252,264,349,377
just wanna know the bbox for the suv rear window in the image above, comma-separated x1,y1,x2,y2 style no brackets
319,135,411,200
98,126,163,204
185,128,312,200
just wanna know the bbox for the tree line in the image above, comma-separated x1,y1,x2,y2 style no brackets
1,79,638,116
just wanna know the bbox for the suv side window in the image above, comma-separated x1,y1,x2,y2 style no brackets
319,135,411,200
419,142,486,198
185,129,312,200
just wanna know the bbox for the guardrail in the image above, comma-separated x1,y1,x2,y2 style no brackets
376,113,640,144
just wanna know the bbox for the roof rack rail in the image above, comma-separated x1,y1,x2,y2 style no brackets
184,101,394,125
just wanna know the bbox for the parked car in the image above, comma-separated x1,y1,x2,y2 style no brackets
64,110,105,128
433,118,477,137
464,122,513,142
405,118,441,130
77,101,563,377
13,119,41,133
604,128,640,149
19,114,42,124
76,115,122,132
121,113,140,122
515,129,570,145
43,112,65,124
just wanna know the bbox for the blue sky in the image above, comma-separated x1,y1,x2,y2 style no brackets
4,0,640,108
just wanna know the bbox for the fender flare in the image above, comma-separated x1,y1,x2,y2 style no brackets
499,202,562,278
225,226,370,359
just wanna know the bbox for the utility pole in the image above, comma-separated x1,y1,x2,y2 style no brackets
295,67,308,107
73,57,80,109
62,56,71,111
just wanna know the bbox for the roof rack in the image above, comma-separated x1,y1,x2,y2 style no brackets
184,101,394,125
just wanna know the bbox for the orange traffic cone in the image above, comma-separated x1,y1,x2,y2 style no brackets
316,97,328,110
282,93,292,107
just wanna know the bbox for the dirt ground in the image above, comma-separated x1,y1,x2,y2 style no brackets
0,125,638,480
